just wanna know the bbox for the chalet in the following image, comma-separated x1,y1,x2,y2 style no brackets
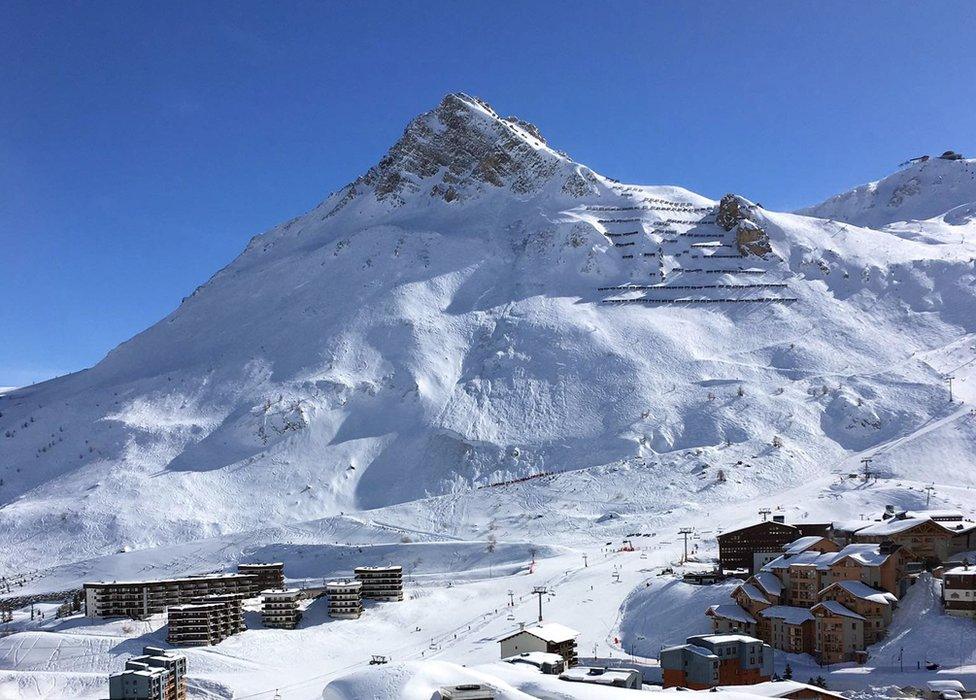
811,601,865,664
749,572,784,605
942,565,976,618
732,583,773,618
498,622,578,666
818,580,895,644
763,542,912,600
853,518,953,566
706,603,757,636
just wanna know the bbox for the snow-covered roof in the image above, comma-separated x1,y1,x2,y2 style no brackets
503,651,563,667
812,600,865,620
706,604,757,625
832,520,873,534
855,517,943,536
783,536,825,554
832,543,897,567
662,643,719,660
559,666,641,685
905,510,963,521
759,606,814,625
761,550,825,571
944,565,976,577
734,583,770,605
821,580,896,604
697,634,763,645
926,680,966,692
499,621,578,644
763,542,899,572
750,572,783,598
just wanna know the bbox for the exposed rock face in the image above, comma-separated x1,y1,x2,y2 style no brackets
717,193,754,231
717,193,770,257
735,219,772,257
328,93,570,212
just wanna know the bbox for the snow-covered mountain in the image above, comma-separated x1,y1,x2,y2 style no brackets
2,94,976,575
798,153,976,228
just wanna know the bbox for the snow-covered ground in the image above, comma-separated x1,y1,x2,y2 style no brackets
2,95,976,698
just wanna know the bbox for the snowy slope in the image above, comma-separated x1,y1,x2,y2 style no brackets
798,155,976,228
2,94,976,578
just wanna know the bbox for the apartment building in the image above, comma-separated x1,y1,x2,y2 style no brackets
942,565,976,618
757,607,814,654
717,521,806,573
762,541,911,600
262,588,303,629
85,573,259,619
166,595,244,647
661,634,773,689
237,562,285,591
326,580,363,619
354,566,404,601
818,580,895,644
853,518,953,566
109,646,186,700
811,601,865,664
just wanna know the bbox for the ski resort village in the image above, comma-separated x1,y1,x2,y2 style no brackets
2,93,976,700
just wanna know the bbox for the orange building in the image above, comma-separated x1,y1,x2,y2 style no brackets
817,580,895,645
811,601,865,664
853,518,952,566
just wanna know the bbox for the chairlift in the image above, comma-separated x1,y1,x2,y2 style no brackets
370,655,388,665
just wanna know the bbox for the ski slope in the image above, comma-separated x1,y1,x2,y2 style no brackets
2,94,976,698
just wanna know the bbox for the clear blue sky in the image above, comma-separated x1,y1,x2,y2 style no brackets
2,1,974,387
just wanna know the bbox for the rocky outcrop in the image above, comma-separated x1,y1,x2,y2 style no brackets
717,193,756,231
717,194,770,257
352,93,565,206
735,219,771,257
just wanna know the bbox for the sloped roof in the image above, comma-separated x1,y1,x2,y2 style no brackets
855,517,946,537
719,521,798,538
812,600,865,620
759,606,814,624
821,580,896,604
751,572,783,598
784,536,826,555
662,643,719,660
707,604,757,625
499,621,578,644
735,583,771,605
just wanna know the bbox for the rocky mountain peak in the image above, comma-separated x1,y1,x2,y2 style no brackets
325,93,589,214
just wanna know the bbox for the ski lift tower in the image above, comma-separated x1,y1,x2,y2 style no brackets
679,528,693,563
532,586,548,622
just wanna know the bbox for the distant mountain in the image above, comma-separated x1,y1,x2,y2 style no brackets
3,95,976,574
798,154,976,228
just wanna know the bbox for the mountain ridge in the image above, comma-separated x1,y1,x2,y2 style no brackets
2,95,976,575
